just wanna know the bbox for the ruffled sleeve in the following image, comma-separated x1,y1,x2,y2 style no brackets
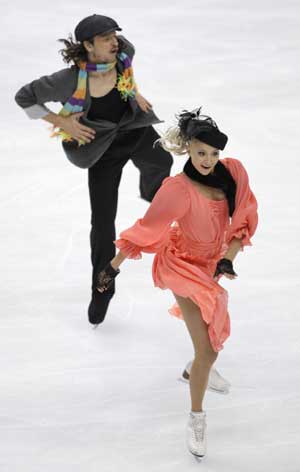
223,158,258,251
114,176,190,259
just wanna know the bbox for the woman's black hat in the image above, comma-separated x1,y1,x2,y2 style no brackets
178,107,228,150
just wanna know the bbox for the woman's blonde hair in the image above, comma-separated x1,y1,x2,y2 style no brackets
155,125,189,156
155,107,226,156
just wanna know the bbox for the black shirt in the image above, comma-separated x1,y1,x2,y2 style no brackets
87,86,129,123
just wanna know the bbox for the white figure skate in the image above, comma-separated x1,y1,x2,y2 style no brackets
186,411,207,458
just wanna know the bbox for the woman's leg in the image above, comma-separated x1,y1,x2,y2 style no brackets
173,293,218,412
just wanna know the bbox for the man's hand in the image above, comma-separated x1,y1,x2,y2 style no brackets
135,92,153,113
213,258,238,280
58,113,96,144
96,262,120,293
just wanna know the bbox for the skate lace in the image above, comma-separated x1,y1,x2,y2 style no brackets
192,417,205,442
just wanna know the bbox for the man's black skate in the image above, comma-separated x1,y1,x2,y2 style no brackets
88,289,114,325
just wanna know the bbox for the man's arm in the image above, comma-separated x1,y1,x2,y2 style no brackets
15,66,96,144
117,35,135,59
15,67,78,119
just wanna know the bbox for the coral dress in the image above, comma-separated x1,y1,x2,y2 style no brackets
114,158,258,352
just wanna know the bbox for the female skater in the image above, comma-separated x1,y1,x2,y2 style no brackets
96,107,258,457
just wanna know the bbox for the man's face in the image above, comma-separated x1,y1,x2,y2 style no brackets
86,32,119,63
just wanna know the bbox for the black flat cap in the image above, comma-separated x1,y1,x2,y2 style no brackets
75,14,122,42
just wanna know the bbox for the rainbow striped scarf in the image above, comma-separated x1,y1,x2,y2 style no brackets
52,52,137,145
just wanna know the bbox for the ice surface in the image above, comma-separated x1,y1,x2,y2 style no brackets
1,0,300,470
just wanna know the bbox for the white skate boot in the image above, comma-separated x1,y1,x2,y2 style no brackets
181,360,231,394
186,411,207,458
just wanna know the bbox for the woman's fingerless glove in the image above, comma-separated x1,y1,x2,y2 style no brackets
96,262,120,292
214,258,237,278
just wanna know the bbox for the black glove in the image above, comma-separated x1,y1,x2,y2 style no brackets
214,258,237,278
96,262,120,292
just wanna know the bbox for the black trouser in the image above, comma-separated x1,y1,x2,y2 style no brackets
88,126,173,294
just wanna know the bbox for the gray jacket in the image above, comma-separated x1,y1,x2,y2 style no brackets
15,36,163,168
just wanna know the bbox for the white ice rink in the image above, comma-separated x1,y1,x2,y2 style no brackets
2,1,300,470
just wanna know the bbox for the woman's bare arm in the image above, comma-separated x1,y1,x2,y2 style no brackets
223,237,243,262
214,237,243,280
110,251,127,270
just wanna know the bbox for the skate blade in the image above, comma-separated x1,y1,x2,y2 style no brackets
182,369,231,388
207,385,230,395
178,377,230,395
190,451,205,461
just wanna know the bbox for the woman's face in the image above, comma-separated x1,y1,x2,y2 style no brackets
188,139,220,175
84,32,119,63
